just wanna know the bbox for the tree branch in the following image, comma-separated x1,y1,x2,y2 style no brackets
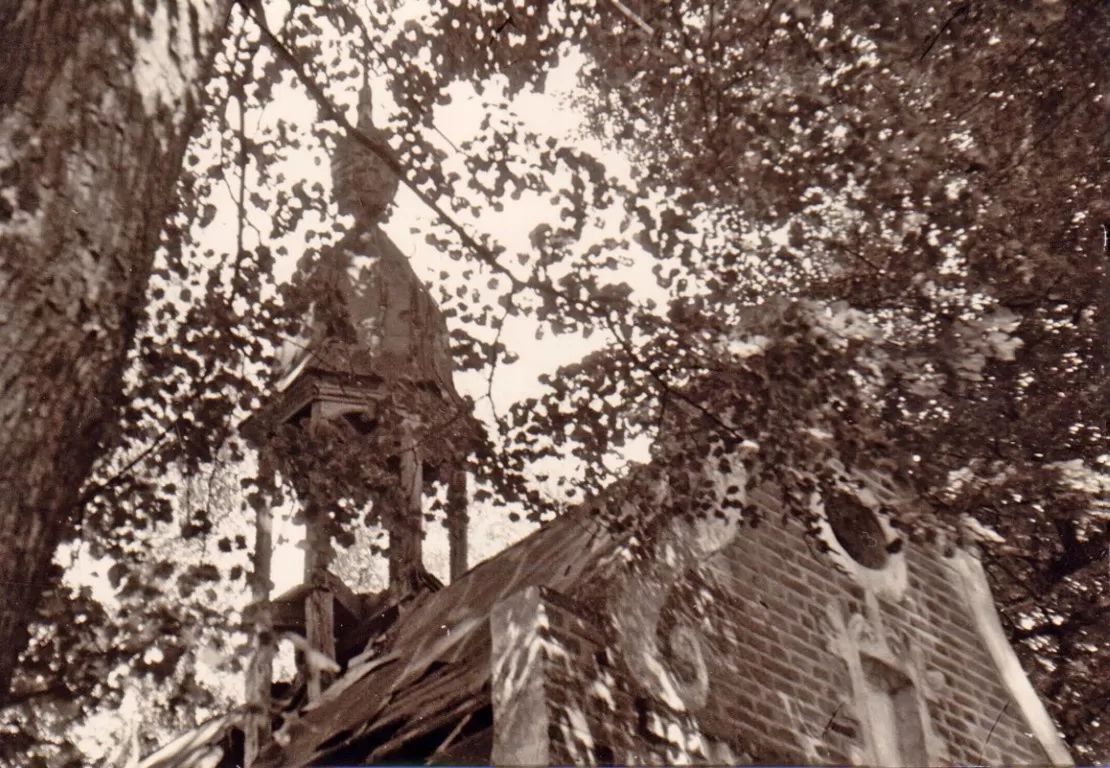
0,681,73,711
239,0,524,291
240,0,751,448
1046,528,1110,584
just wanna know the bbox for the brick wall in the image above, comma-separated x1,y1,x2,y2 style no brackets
689,510,1049,766
492,585,739,766
490,484,1057,766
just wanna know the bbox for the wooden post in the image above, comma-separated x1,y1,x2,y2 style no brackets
446,467,468,582
303,403,336,702
303,503,335,702
244,491,274,767
389,415,424,597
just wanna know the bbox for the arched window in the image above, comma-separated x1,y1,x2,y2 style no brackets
860,656,928,767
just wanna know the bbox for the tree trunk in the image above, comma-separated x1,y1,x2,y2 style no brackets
0,1,232,703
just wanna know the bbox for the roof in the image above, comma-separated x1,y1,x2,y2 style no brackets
136,708,250,768
136,503,626,768
245,449,754,766
140,441,955,767
254,507,624,767
273,226,463,406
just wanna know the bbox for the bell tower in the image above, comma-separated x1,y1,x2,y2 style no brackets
240,81,480,764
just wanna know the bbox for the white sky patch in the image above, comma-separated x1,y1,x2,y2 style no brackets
375,52,654,421
131,1,216,125
55,540,120,608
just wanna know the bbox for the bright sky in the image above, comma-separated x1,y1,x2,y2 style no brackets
66,2,630,619
65,8,666,759
249,41,666,592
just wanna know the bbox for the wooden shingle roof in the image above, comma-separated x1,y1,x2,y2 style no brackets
254,508,624,767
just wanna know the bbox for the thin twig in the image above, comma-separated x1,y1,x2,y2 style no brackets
608,0,654,36
918,3,970,62
975,700,1009,765
484,301,514,428
819,702,843,739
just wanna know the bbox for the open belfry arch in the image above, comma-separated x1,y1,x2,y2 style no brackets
237,82,481,765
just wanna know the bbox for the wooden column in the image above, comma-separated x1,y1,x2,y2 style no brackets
303,503,335,702
446,467,469,582
303,404,336,702
244,491,274,767
389,415,424,597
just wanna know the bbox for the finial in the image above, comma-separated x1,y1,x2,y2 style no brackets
331,82,399,224
356,84,374,129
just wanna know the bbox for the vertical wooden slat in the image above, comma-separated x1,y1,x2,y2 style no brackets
244,488,274,766
389,415,425,597
304,403,336,701
303,502,336,701
304,581,335,702
447,467,469,582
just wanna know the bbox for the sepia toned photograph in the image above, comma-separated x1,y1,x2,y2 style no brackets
0,1,1105,766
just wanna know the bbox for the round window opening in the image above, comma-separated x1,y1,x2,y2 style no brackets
825,492,889,569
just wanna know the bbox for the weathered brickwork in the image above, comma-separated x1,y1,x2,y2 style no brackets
151,466,1065,766
493,488,1058,766
688,513,1049,766
513,587,738,767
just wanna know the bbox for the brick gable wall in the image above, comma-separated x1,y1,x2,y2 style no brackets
690,514,1049,766
490,489,1057,766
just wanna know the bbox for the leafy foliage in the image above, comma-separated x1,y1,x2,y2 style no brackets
9,0,1107,762
4,462,247,766
377,1,1109,755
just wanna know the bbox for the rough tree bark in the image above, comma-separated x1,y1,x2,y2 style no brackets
0,1,233,704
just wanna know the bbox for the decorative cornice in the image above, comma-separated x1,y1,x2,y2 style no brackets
947,549,1074,767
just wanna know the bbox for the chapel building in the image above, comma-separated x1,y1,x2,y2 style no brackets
136,82,1071,768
